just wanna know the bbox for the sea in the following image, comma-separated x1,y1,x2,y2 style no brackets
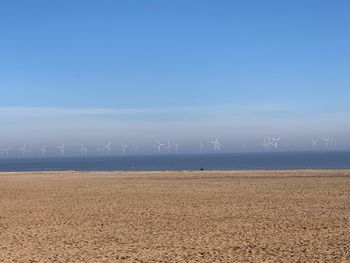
1,151,350,172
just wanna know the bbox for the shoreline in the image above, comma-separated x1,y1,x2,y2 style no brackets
1,168,350,176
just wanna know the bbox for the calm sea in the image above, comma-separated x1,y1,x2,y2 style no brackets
1,151,350,172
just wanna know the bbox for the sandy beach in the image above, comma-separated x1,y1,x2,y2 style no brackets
0,170,349,262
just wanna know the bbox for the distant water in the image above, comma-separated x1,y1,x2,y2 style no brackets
1,151,350,172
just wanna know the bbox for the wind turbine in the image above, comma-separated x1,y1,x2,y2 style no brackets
173,143,179,153
211,138,222,152
121,144,128,153
80,144,88,156
217,141,223,151
166,141,173,152
3,148,10,157
105,141,112,153
156,140,164,153
58,144,65,156
97,145,103,153
264,137,274,151
27,146,32,156
322,137,330,149
262,139,270,151
40,145,47,157
131,144,139,153
271,137,281,149
19,144,27,157
312,139,318,149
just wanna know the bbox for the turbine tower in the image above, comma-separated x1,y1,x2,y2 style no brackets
105,141,112,153
97,145,103,153
264,137,274,151
312,139,318,149
322,137,330,149
173,143,179,153
19,144,27,157
58,144,65,156
271,137,281,149
80,144,88,156
27,146,32,156
3,148,10,157
121,144,128,153
40,145,47,157
156,140,164,153
132,144,139,153
262,139,270,151
211,138,222,152
166,141,173,152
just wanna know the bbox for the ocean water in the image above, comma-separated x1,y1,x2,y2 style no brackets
1,151,350,172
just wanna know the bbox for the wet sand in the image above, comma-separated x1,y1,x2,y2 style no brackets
0,170,349,262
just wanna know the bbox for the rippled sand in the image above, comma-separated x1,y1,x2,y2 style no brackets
0,170,349,262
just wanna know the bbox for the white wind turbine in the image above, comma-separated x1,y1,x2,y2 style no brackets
166,141,173,152
262,139,270,151
27,146,32,156
267,137,274,151
151,144,156,152
132,144,139,153
173,143,179,153
271,137,281,149
156,140,165,153
105,141,112,153
211,138,222,152
97,145,103,153
217,141,223,151
3,148,10,157
19,144,27,157
322,137,330,149
121,144,128,153
312,139,318,149
80,144,88,156
40,145,47,157
58,144,65,156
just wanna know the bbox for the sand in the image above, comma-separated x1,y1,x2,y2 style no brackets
0,170,349,262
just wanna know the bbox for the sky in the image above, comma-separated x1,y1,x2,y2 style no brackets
0,1,350,155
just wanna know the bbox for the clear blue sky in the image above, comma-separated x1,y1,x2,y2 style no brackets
0,1,350,152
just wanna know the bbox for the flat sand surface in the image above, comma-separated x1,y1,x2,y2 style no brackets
0,170,349,262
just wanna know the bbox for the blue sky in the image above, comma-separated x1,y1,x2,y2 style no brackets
0,1,350,153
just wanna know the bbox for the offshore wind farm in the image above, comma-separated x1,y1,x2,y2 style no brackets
1,137,350,172
0,136,342,158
